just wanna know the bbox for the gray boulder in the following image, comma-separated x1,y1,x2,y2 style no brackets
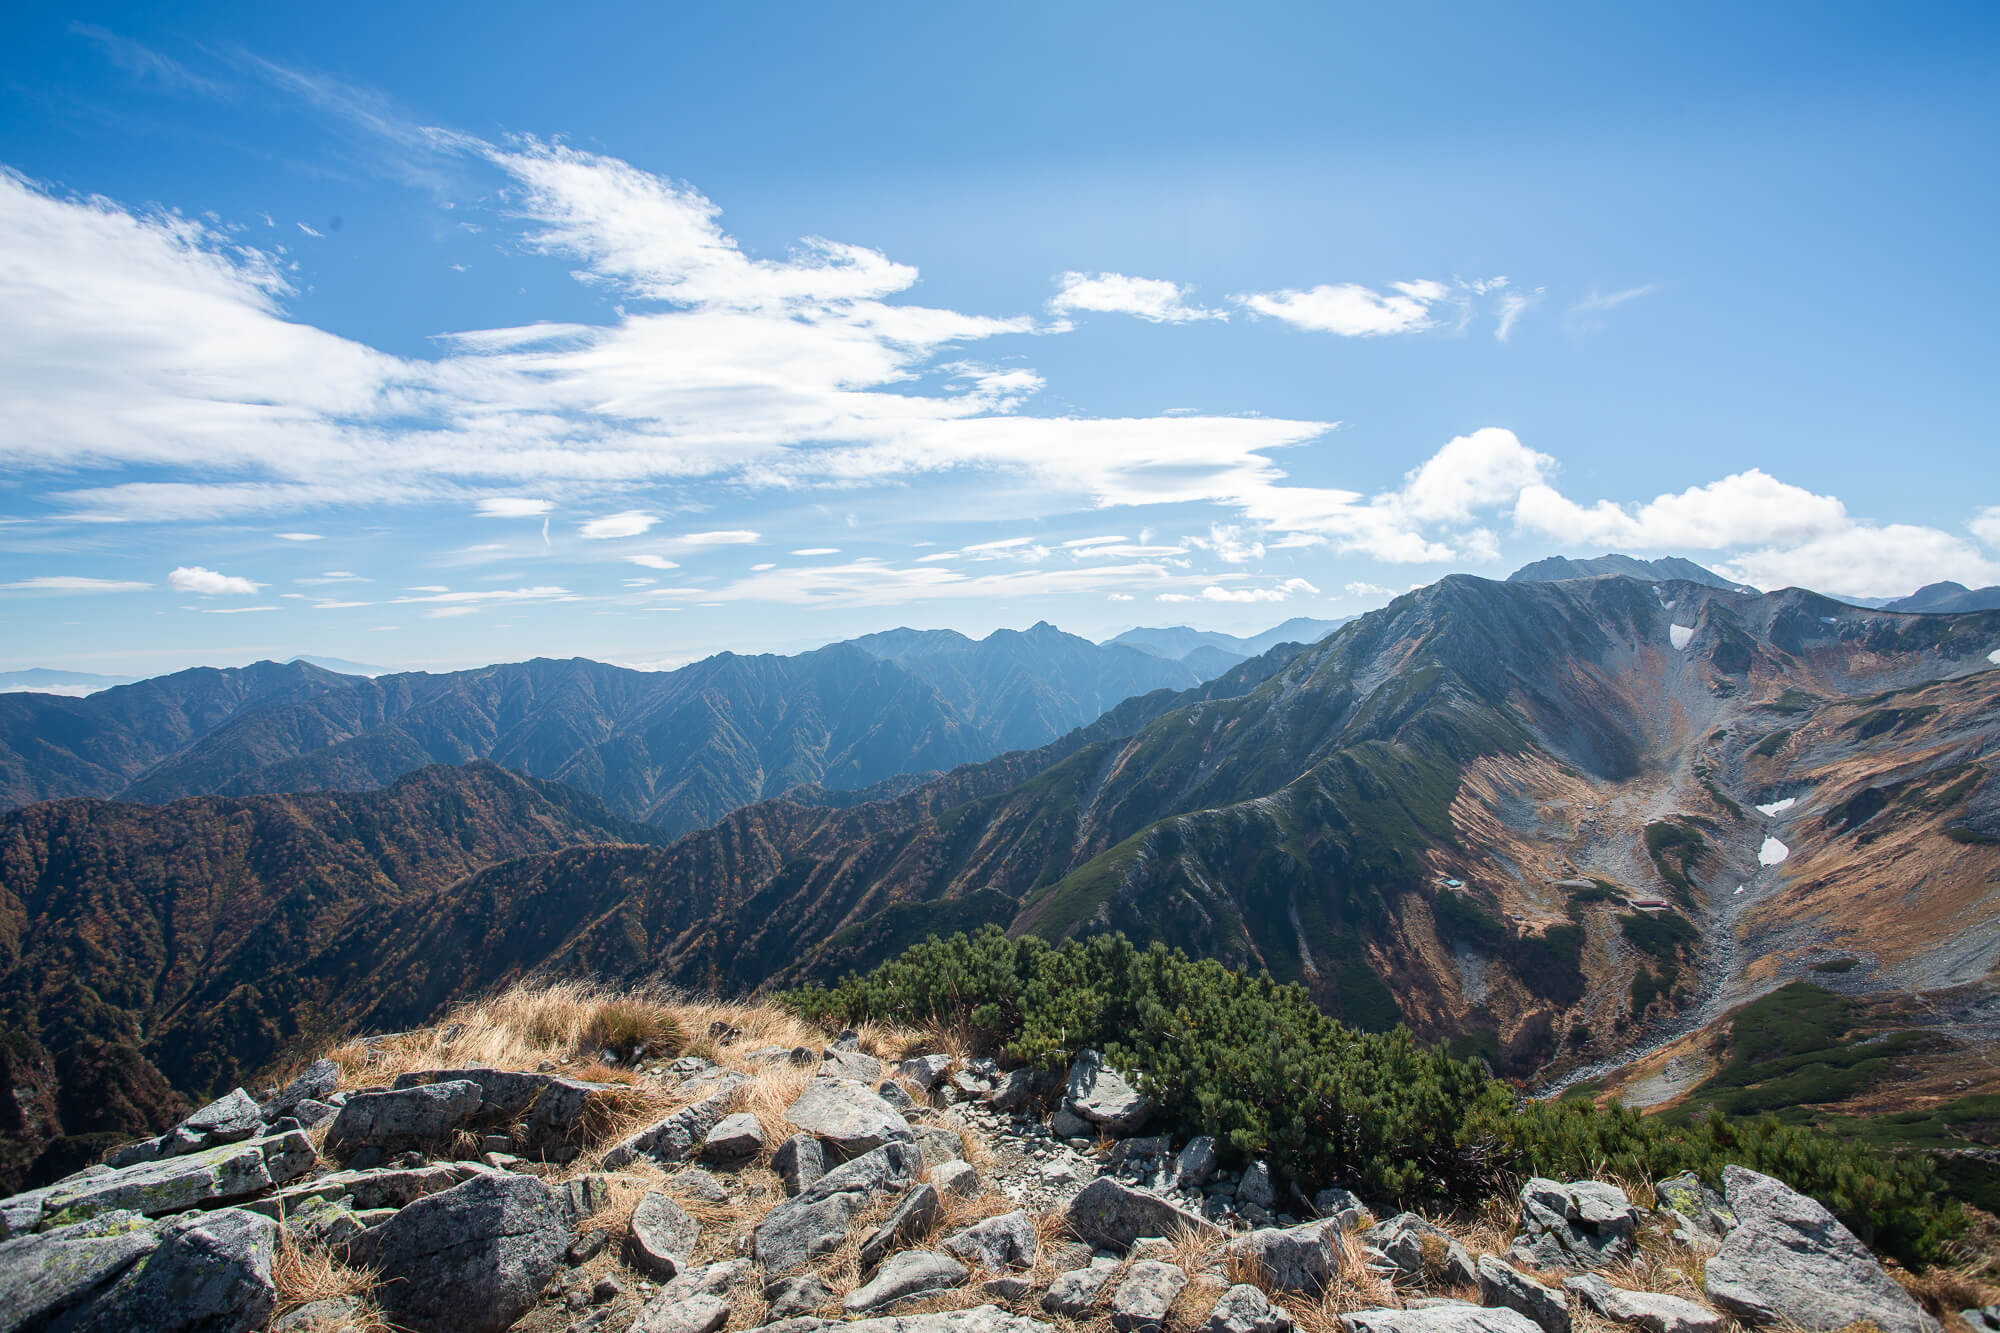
1203,1284,1294,1333
1564,1274,1723,1333
943,1209,1037,1270
900,1055,954,1091
1476,1256,1569,1333
1652,1172,1732,1239
822,1048,884,1082
671,1168,730,1204
323,1080,483,1158
1228,1220,1337,1292
932,1160,980,1198
629,1189,701,1278
774,1132,827,1196
261,1058,340,1122
1066,1177,1218,1250
861,1184,942,1271
35,1140,279,1222
840,1306,1055,1333
1236,1161,1276,1209
178,1089,264,1146
1966,1307,2000,1333
1506,1178,1640,1271
1065,1050,1154,1134
1313,1186,1366,1230
365,1171,568,1333
632,1293,732,1333
700,1112,766,1162
987,1069,1041,1113
845,1250,968,1313
1175,1136,1219,1189
1702,1166,1938,1333
601,1074,747,1170
785,1078,915,1158
273,1297,360,1332
766,1272,837,1320
754,1141,922,1274
914,1125,967,1168
288,1099,338,1130
1043,1260,1119,1316
52,1207,277,1333
0,1210,159,1333
1342,1311,1542,1333
1110,1259,1187,1332
257,1161,471,1215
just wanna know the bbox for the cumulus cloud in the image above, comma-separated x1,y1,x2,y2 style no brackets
1971,506,2000,550
578,509,657,540
168,565,261,595
1719,527,2000,600
1514,469,1849,551
1050,272,1221,324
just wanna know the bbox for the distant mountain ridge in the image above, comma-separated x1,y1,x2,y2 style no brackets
1104,616,1350,666
1506,553,1756,592
0,669,138,697
0,625,1206,835
1884,580,2000,613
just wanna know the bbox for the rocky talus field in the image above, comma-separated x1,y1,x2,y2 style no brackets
1,989,1989,1333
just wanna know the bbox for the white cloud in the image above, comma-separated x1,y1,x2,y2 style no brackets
1719,527,2000,600
274,531,322,541
1514,469,1849,551
1399,428,1556,525
388,585,577,606
168,565,261,595
664,530,761,551
295,570,367,584
1197,524,1265,564
791,547,839,556
476,497,552,518
578,509,657,540
1107,592,1134,601
1160,578,1319,604
1971,507,2000,550
1050,272,1221,324
1567,284,1659,334
626,554,681,570
1343,581,1398,599
196,604,279,613
1494,288,1543,342
749,562,775,571
1,575,150,593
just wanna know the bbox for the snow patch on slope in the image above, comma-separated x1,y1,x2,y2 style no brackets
1670,624,1694,650
1758,836,1790,866
1755,797,1796,817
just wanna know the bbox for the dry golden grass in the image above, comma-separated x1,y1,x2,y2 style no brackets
272,1231,388,1332
739,1062,816,1159
1898,1262,1997,1323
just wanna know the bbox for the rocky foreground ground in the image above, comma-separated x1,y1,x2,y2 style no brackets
0,993,1989,1333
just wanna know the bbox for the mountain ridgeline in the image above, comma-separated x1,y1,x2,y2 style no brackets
3,574,1997,1196
0,623,1208,837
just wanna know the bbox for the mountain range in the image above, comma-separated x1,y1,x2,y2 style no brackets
3,564,1997,1194
1506,553,1758,592
0,623,1206,836
1102,616,1350,664
1882,580,2000,613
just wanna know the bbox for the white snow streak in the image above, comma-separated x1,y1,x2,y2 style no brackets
1758,836,1790,866
1755,797,1796,817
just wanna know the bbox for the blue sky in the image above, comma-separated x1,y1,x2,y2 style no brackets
2,1,1997,675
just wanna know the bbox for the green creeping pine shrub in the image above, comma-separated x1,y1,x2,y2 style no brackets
780,926,1963,1268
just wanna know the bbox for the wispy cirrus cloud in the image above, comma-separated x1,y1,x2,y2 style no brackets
167,565,261,595
1,575,151,593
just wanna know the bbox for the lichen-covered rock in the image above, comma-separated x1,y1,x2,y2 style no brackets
0,1209,159,1333
323,1080,483,1158
860,1184,941,1272
1044,1260,1119,1316
1563,1274,1723,1333
629,1189,701,1278
754,1141,922,1273
261,1059,340,1123
766,1272,837,1320
1505,1179,1640,1271
1702,1166,1938,1333
932,1160,980,1198
1064,1051,1153,1134
1342,1310,1542,1333
987,1068,1041,1113
774,1132,827,1196
943,1209,1037,1270
178,1090,264,1147
54,1207,277,1333
1109,1260,1187,1332
820,1048,884,1082
364,1171,568,1333
632,1292,732,1333
601,1074,747,1170
1476,1257,1569,1333
899,1055,954,1091
1066,1177,1217,1250
700,1112,766,1162
36,1140,275,1223
1203,1284,1294,1333
845,1250,968,1313
785,1078,914,1158
913,1125,966,1167
1313,1187,1365,1229
1229,1221,1337,1292
841,1306,1058,1333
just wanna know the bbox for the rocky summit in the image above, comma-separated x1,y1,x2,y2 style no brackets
0,991,1967,1333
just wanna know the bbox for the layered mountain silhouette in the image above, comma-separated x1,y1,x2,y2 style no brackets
0,624,1203,836
5,574,1996,1193
1883,580,2000,613
1103,616,1350,667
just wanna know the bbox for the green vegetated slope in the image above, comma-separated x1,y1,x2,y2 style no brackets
782,928,1963,1267
1663,981,2000,1213
0,762,661,1193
